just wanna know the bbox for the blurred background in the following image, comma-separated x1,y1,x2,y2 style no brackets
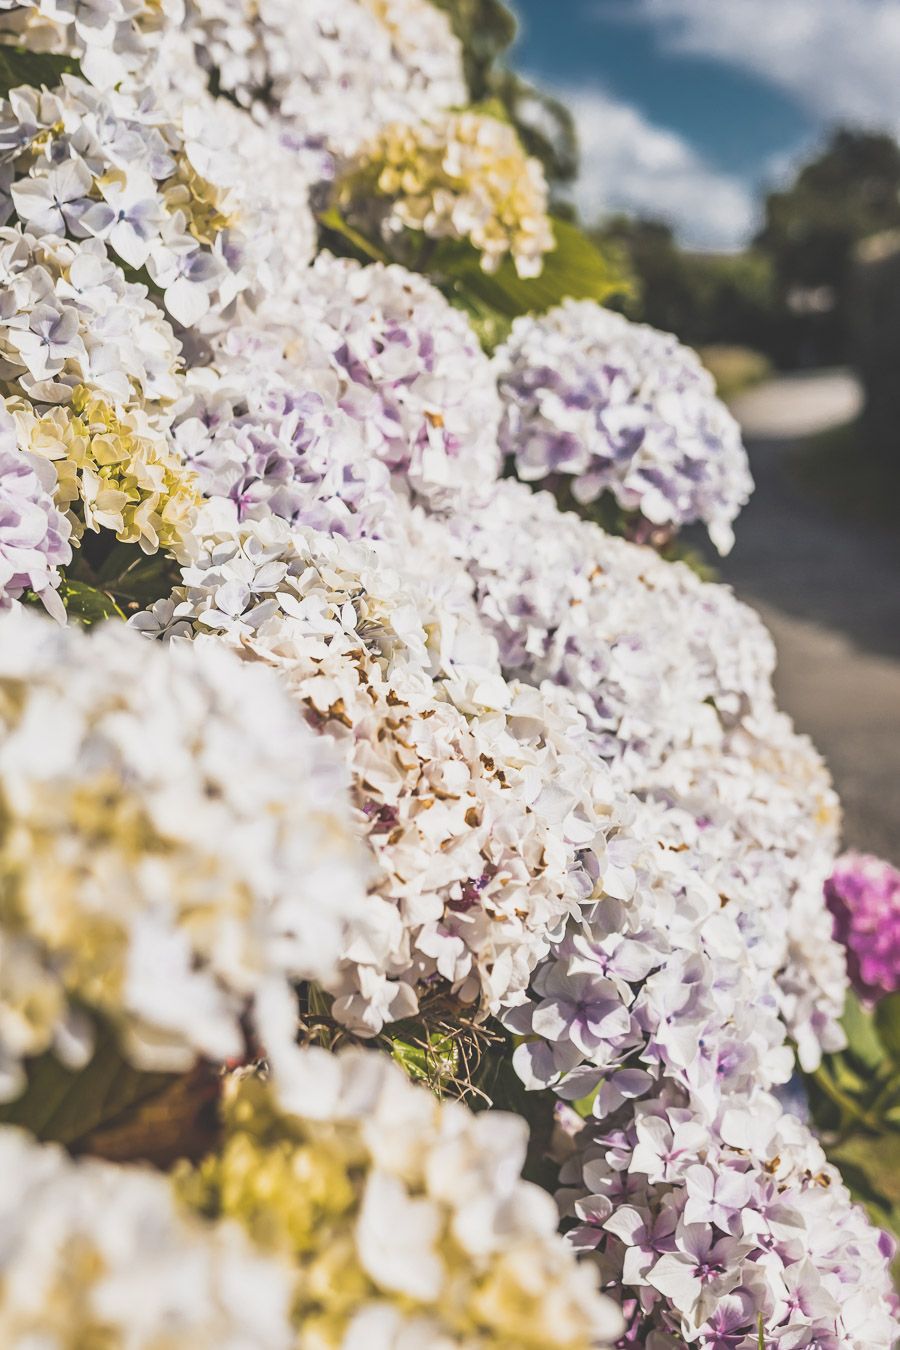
484,0,900,861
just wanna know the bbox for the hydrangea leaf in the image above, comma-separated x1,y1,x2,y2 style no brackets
874,992,900,1064
318,206,389,264
437,217,633,319
0,47,80,97
391,1033,459,1091
842,991,886,1071
829,1134,900,1254
93,543,180,609
0,1021,175,1151
58,577,126,625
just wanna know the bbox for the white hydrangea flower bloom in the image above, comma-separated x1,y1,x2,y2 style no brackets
0,227,182,407
495,301,753,552
178,0,466,179
168,255,500,538
169,328,399,543
0,604,369,1099
0,72,315,335
0,1126,297,1348
0,0,186,89
294,254,503,508
133,504,637,1034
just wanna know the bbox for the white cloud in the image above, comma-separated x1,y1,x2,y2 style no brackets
625,0,900,129
559,86,757,250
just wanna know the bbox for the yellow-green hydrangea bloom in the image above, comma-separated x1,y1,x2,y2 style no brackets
340,111,555,278
177,1049,624,1349
0,607,369,1100
9,388,201,560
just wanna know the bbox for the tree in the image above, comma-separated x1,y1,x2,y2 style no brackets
593,215,776,353
756,129,900,365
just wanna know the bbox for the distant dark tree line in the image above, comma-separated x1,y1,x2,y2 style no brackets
592,130,900,371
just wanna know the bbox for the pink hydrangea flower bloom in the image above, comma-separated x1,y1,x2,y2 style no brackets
825,851,900,1003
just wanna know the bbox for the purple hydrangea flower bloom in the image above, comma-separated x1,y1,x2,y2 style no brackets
825,851,900,1002
494,300,753,553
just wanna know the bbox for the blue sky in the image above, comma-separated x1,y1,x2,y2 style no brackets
509,0,900,250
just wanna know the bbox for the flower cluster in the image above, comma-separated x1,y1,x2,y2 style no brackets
0,227,181,407
432,480,843,1071
177,0,465,181
339,110,555,277
0,1125,298,1348
559,1092,898,1347
170,325,396,543
0,0,185,89
134,504,636,1035
177,1047,624,1350
0,75,256,330
0,402,70,618
171,253,502,537
412,481,893,1339
494,301,753,553
296,254,503,506
826,851,900,1003
12,386,200,557
0,604,368,1099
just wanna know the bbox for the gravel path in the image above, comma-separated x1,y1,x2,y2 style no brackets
716,370,900,862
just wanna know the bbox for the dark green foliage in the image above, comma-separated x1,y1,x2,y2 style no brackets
0,1020,175,1150
60,539,181,623
319,204,631,344
431,0,516,94
593,216,777,353
804,991,900,1256
57,578,126,625
0,45,79,97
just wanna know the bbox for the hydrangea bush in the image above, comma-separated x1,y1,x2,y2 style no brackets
0,2,897,1347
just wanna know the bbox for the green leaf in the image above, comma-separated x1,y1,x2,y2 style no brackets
318,208,631,321
438,216,633,320
59,578,125,625
391,1033,459,1092
831,1052,869,1097
829,1133,900,1248
317,207,389,264
0,46,79,98
842,990,886,1070
448,287,512,353
833,1157,896,1213
92,543,178,608
0,1022,173,1148
875,991,900,1063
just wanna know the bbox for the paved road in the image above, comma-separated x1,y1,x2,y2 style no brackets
715,370,900,862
